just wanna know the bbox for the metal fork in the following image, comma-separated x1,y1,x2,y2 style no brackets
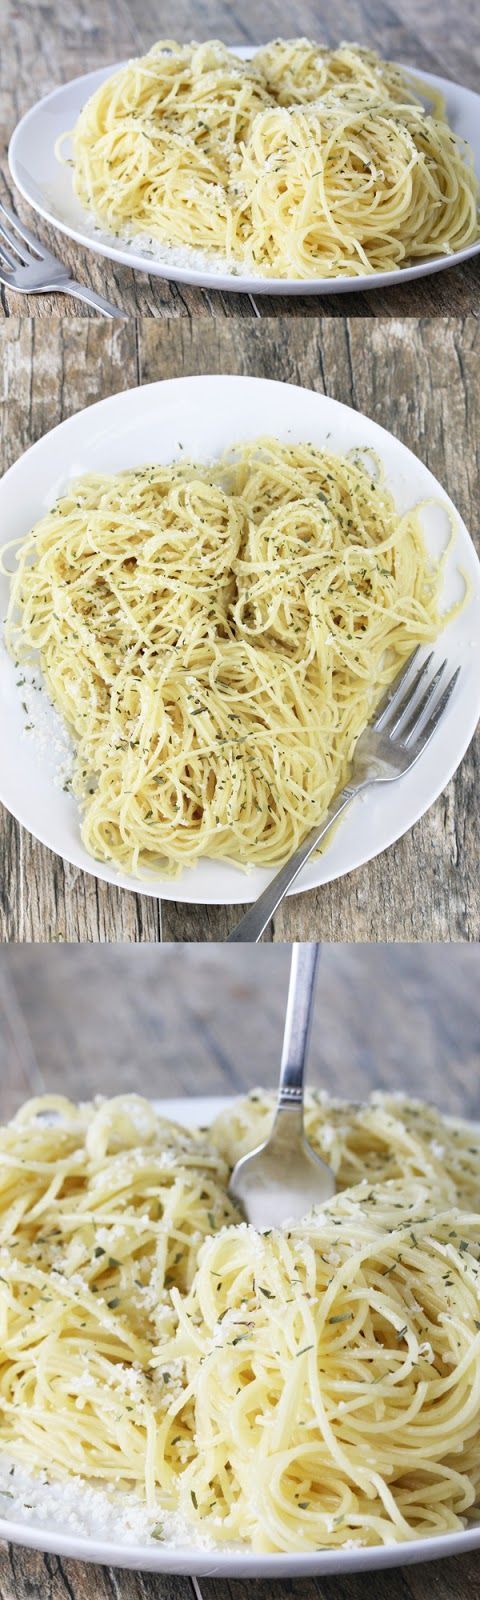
227,647,460,943
0,199,128,318
228,943,335,1228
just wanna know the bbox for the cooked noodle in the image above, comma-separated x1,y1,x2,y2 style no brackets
3,438,447,878
65,38,480,278
0,1093,479,1551
0,1095,237,1496
167,1184,480,1550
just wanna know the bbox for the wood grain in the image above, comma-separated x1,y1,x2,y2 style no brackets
1,0,479,319
0,940,479,1599
0,316,478,943
0,1547,479,1600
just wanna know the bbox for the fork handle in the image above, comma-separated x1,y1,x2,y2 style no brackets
278,943,319,1108
226,783,359,943
267,943,319,1145
60,279,129,320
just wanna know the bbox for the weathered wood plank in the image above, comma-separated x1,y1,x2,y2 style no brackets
0,1544,193,1600
0,316,478,942
0,0,479,318
0,1546,478,1600
196,1548,480,1600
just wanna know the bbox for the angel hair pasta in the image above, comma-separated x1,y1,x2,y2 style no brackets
3,437,447,878
0,1094,480,1552
65,38,480,278
165,1184,480,1550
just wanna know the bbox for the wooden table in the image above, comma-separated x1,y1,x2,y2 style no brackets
1,0,479,318
0,316,478,943
0,939,479,1598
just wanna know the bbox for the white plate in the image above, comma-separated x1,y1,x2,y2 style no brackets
0,373,479,906
1,1091,480,1576
8,53,480,296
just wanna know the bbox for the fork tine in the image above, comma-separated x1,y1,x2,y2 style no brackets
401,660,447,745
411,666,461,752
0,200,43,260
0,220,29,268
373,647,430,731
0,233,20,270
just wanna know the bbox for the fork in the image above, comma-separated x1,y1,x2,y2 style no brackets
228,942,335,1228
0,199,128,318
227,647,460,943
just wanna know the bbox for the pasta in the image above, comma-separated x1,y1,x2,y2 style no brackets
66,37,480,278
167,1186,480,1550
0,1094,238,1493
252,39,444,113
236,99,479,279
0,1092,479,1553
3,438,446,878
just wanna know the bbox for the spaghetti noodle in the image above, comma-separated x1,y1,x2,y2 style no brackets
66,38,480,278
0,1094,237,1496
4,438,446,878
0,1093,479,1551
168,1183,480,1550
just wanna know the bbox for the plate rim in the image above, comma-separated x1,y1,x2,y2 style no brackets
1,1091,480,1576
0,1513,479,1577
0,371,479,904
8,56,480,294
